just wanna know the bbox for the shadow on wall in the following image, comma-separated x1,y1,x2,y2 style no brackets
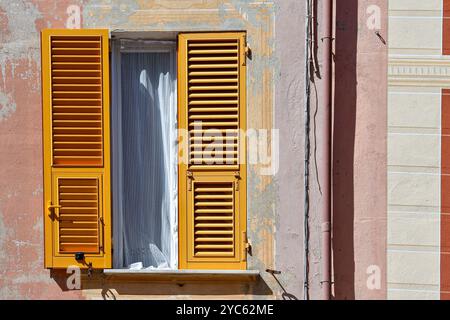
50,270,273,299
332,0,358,299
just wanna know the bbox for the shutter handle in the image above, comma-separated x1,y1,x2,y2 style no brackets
47,201,61,219
47,202,61,209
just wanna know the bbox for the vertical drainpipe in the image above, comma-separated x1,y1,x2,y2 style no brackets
320,0,333,300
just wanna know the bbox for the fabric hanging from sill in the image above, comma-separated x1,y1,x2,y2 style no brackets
111,39,178,269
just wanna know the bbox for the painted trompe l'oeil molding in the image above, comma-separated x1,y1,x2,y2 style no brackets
389,56,450,87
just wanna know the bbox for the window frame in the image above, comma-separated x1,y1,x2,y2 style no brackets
41,30,248,271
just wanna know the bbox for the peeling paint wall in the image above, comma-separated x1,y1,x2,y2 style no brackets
0,0,387,300
0,0,85,300
273,0,305,300
0,0,290,299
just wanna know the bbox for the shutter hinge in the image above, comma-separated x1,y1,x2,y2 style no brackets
242,231,251,261
234,172,241,191
242,45,251,66
187,171,193,191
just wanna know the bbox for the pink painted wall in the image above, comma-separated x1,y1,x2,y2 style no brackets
307,0,387,299
332,0,387,299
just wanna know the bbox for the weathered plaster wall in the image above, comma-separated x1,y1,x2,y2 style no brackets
0,0,85,299
273,0,305,300
0,0,307,299
0,0,388,300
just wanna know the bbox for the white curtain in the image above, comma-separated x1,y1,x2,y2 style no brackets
111,40,177,269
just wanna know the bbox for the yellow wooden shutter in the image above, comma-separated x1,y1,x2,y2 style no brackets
41,29,111,269
178,32,247,269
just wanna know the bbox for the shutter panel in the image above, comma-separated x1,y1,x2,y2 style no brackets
178,32,247,269
42,29,111,269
